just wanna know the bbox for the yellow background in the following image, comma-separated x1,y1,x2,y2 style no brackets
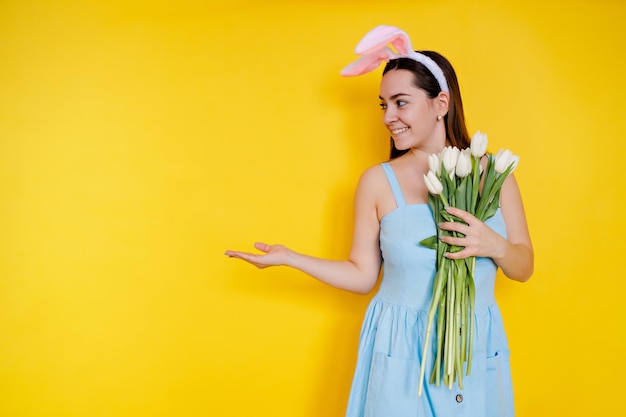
1,1,624,416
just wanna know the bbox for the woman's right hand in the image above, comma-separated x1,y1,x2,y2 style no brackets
224,242,291,269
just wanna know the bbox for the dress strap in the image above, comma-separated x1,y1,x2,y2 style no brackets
381,162,406,207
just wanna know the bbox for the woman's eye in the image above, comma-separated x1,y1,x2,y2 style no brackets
397,100,407,107
379,103,387,110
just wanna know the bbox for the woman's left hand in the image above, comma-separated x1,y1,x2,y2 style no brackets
438,206,506,260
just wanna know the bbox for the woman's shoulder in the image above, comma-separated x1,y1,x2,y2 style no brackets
352,163,391,217
352,163,388,197
358,162,388,186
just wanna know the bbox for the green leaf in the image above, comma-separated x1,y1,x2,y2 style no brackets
476,160,515,220
420,235,438,249
441,167,450,193
455,177,468,212
448,245,464,253
428,193,441,222
439,211,454,222
482,189,502,221
464,256,475,271
465,174,473,214
481,155,497,194
488,164,514,195
483,204,499,221
440,210,464,223
470,157,481,215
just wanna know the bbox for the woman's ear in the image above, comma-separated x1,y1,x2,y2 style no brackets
437,92,450,116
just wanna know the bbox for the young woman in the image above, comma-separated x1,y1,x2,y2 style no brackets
225,25,533,417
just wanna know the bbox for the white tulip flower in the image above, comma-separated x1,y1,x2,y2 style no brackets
456,149,472,178
510,154,520,172
441,146,460,179
470,131,488,158
494,149,517,174
428,153,441,176
424,171,443,195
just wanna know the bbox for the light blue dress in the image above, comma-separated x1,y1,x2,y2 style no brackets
346,162,514,417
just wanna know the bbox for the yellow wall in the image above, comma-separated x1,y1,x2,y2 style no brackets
1,1,624,416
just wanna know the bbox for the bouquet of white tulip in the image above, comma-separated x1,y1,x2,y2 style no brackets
417,131,519,396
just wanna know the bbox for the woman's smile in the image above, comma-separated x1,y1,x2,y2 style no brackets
391,127,410,135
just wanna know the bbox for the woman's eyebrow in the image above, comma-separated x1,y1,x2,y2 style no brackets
379,93,411,100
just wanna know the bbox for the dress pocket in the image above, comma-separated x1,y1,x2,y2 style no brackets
486,349,515,417
364,352,418,417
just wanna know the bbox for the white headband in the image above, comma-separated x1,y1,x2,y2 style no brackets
341,25,449,94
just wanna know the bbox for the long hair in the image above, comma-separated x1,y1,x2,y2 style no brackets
383,51,470,159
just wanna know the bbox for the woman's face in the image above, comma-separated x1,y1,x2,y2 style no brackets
379,69,442,153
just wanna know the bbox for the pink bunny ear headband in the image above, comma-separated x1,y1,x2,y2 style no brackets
340,25,449,93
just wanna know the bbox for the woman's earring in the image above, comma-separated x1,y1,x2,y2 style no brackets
437,115,442,121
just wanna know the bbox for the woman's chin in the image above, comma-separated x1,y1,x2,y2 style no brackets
392,141,411,151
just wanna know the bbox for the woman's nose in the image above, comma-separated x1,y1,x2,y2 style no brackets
383,108,397,125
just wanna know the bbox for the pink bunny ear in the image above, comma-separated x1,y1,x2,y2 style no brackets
340,46,395,77
340,25,450,92
354,25,413,56
341,25,414,77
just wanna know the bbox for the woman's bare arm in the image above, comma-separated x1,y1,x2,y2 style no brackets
225,166,384,293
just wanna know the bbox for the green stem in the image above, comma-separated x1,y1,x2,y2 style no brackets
460,270,467,363
445,263,455,389
470,156,481,214
430,284,446,385
439,193,450,209
454,260,464,389
466,257,476,376
418,262,447,396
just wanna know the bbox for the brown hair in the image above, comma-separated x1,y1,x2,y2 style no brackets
383,51,470,159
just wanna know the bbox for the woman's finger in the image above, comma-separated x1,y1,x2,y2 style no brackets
441,235,466,247
444,206,478,225
439,221,469,234
225,251,267,268
444,247,472,259
254,242,271,253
